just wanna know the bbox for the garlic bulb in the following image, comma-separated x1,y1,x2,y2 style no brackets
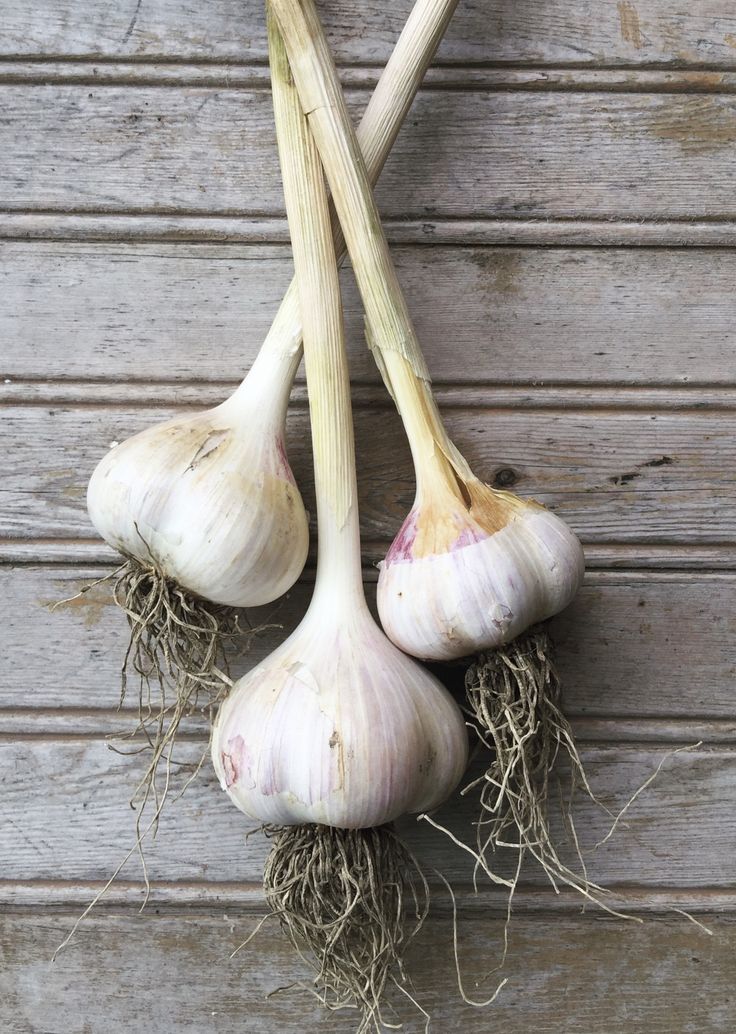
212,593,468,827
87,346,309,607
377,478,585,661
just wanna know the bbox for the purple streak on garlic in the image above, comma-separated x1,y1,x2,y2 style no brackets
377,487,585,662
87,345,309,607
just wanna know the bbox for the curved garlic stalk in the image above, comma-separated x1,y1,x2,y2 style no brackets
81,0,462,832
269,0,621,927
212,15,467,1023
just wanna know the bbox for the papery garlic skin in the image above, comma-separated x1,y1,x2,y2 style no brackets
211,601,468,828
87,350,309,608
377,496,585,662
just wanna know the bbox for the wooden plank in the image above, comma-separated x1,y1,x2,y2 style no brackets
5,566,736,718
3,712,735,745
1,881,732,912
0,912,731,1034
3,242,736,386
3,88,736,218
2,0,736,68
0,403,731,544
0,737,731,888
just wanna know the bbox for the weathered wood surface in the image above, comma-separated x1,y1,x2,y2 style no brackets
1,913,730,1034
4,566,735,719
0,403,731,545
3,0,736,68
2,0,736,1029
3,242,736,386
0,736,731,889
3,88,736,219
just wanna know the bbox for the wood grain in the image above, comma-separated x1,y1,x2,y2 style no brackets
2,0,735,1025
3,242,736,386
3,88,736,218
0,403,730,544
0,736,731,888
3,0,736,68
1,912,730,1034
5,566,736,718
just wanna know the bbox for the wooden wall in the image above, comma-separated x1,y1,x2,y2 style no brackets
2,2,735,1030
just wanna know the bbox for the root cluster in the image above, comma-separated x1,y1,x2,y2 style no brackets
263,823,429,1032
463,627,613,909
113,558,255,829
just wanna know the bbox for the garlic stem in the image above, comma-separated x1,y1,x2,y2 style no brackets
244,0,459,369
217,337,301,434
268,0,585,667
268,0,469,504
268,7,362,606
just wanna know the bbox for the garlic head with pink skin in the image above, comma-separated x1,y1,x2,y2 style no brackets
377,476,584,662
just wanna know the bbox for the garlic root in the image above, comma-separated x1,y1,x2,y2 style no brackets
263,824,429,1033
112,558,258,831
463,628,609,906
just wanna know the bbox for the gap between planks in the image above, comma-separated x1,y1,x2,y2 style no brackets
2,380,735,411
0,711,733,743
0,880,732,915
6,213,736,246
2,62,736,92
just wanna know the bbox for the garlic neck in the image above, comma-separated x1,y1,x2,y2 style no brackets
217,340,302,436
309,502,367,616
380,349,473,510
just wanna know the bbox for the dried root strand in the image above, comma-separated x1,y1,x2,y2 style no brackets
111,556,258,830
263,823,430,1033
463,626,620,912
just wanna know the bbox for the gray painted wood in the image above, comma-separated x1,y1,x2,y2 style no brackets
0,736,730,889
2,0,736,1028
3,0,736,68
5,566,735,718
3,242,736,386
0,403,731,544
3,88,736,218
1,912,730,1034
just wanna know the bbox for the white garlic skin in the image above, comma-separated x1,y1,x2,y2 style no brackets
377,498,584,662
211,603,469,828
87,398,309,608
